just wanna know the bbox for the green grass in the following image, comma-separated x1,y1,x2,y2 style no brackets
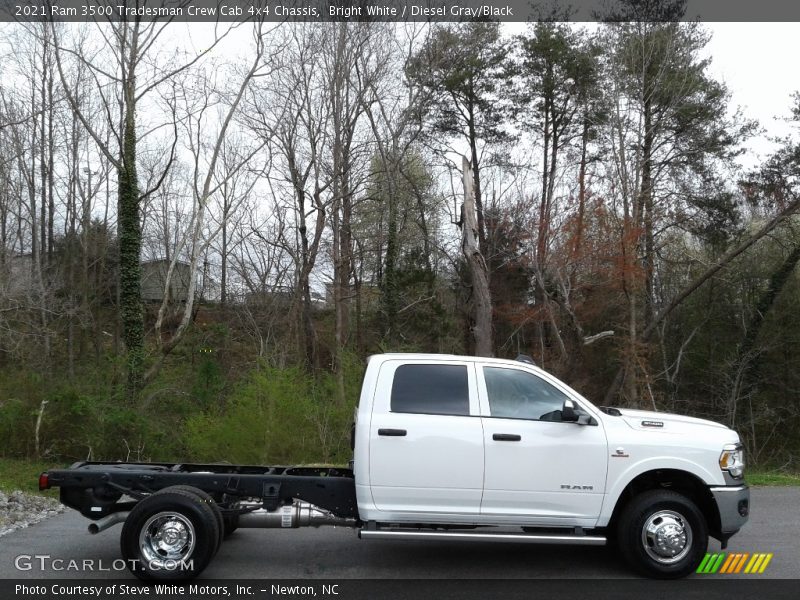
0,458,66,496
747,469,800,486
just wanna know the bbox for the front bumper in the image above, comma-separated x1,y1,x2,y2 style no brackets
709,484,750,541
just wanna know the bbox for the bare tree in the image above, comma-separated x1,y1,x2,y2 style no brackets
146,21,274,382
50,11,231,398
461,157,493,356
248,24,334,370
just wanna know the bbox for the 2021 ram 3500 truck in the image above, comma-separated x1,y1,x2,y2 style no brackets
40,353,749,581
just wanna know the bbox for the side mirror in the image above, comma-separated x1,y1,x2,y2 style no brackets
562,399,579,423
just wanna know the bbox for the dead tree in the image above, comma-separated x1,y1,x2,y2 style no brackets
461,156,493,357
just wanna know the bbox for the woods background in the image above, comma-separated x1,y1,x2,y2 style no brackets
2,6,800,469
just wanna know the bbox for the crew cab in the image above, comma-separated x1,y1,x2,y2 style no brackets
40,353,750,581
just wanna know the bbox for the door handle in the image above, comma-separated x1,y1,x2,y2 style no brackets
493,433,521,441
378,428,407,437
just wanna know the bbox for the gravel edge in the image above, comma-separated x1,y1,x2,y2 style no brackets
0,489,65,537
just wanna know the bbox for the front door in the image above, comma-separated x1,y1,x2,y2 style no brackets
478,364,607,522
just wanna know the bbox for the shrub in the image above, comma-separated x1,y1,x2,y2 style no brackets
184,357,363,465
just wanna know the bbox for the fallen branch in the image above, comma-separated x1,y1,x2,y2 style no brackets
583,331,614,346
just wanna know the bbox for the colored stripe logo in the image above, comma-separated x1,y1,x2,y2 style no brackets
697,552,773,574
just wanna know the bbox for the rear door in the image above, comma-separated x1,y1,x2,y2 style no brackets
368,359,484,515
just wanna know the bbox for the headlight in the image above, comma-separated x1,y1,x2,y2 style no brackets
719,443,745,479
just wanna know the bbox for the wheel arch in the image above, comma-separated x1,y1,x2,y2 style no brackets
603,468,721,539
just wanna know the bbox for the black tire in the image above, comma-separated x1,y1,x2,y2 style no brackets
222,513,239,538
220,493,240,538
617,489,708,579
167,485,225,552
120,487,221,582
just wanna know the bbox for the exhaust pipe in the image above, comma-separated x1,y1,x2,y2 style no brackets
88,511,129,534
237,501,354,529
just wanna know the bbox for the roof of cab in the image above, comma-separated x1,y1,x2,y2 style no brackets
368,353,541,370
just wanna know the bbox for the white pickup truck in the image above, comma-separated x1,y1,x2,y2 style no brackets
41,353,749,581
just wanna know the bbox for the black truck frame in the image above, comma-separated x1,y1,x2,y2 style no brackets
41,461,359,520
40,462,361,581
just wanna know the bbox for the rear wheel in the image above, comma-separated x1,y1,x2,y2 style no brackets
222,513,239,538
120,487,220,582
167,485,224,552
617,489,708,579
220,493,240,538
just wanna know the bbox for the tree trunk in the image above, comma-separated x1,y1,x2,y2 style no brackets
29,70,38,278
462,156,493,357
297,190,320,370
641,98,655,324
572,117,589,263
382,178,399,342
330,22,354,403
119,49,145,399
220,201,228,308
467,100,487,257
39,37,47,267
47,68,55,262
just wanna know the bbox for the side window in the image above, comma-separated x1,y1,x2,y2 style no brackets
483,367,569,421
391,364,470,416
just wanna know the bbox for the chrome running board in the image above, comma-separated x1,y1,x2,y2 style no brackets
358,529,606,545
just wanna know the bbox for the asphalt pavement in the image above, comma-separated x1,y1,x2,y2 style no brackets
0,487,796,580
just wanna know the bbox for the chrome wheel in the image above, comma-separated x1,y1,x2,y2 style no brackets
139,511,196,569
641,510,693,565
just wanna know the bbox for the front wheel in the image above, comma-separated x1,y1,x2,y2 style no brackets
617,489,708,579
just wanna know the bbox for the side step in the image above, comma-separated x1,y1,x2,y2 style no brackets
359,529,606,545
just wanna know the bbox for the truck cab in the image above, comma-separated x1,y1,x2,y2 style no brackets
353,354,749,577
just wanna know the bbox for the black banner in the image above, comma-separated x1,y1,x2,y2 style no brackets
3,579,800,600
4,0,800,23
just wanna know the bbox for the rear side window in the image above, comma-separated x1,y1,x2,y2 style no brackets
390,364,469,416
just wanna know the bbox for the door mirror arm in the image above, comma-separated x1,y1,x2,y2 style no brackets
562,399,579,422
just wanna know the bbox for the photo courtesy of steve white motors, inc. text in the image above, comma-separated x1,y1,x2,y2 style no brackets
14,583,337,597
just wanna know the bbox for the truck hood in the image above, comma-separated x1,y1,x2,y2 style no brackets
616,408,730,433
